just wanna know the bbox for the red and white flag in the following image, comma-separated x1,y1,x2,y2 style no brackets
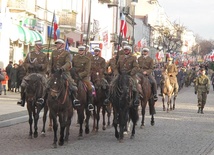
120,13,127,38
53,13,58,41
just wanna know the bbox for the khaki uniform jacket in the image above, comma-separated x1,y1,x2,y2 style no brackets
116,54,138,76
91,56,106,78
165,63,178,83
195,74,210,92
138,55,154,75
24,51,48,75
72,54,91,81
86,52,93,60
49,49,71,75
106,57,117,75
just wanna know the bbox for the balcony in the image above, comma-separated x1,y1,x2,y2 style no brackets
59,10,77,29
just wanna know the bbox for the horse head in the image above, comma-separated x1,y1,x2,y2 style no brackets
48,70,65,100
25,73,43,102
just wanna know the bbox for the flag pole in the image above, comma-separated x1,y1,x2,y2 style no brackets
85,0,91,52
47,10,55,59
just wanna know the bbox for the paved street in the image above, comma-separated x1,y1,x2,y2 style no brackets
1,85,214,155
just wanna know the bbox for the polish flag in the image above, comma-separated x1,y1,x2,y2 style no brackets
120,13,127,38
53,13,58,41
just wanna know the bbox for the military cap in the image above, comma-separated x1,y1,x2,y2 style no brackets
55,39,65,44
122,40,128,45
123,45,132,50
94,47,101,51
168,57,173,61
78,46,86,51
142,48,149,52
35,40,43,45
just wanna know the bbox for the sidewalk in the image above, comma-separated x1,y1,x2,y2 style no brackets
0,91,29,128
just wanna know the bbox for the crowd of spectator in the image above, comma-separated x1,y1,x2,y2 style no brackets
0,60,26,95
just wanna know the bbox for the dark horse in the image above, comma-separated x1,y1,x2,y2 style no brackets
47,70,73,148
70,70,92,139
110,73,139,142
91,71,111,131
25,73,46,139
137,73,156,128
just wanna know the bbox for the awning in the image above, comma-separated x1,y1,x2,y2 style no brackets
9,24,44,45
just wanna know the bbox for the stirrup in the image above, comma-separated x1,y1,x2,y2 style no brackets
88,104,94,111
73,99,80,107
153,94,158,101
36,98,44,105
103,99,110,106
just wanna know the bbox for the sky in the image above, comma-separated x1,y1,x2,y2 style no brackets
158,0,214,40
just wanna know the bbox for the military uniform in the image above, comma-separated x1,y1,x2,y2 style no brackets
72,50,94,110
195,69,210,114
106,57,117,76
164,61,179,97
85,52,93,60
91,55,106,79
138,49,158,101
17,41,48,107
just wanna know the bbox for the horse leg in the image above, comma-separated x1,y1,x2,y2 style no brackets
27,109,33,139
85,109,91,134
140,100,146,128
48,112,53,131
92,108,96,132
96,106,101,131
77,109,84,139
173,96,176,110
113,111,119,140
130,106,139,139
51,112,58,148
106,105,111,127
33,109,39,138
149,99,155,126
58,113,65,146
65,109,72,142
162,97,165,111
102,106,106,130
41,105,48,136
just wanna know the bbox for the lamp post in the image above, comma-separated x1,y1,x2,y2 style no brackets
131,0,138,52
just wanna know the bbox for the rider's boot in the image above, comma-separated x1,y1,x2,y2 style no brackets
87,89,94,111
17,87,26,107
70,85,80,107
133,90,139,107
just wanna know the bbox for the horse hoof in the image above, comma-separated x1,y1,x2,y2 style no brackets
58,141,64,146
41,132,46,137
119,139,124,143
85,128,90,134
102,126,106,130
123,131,128,135
163,108,165,111
52,143,57,148
130,135,135,139
151,122,155,126
34,133,38,138
140,125,144,129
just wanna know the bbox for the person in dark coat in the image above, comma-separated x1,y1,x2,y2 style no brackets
153,66,162,90
177,66,184,91
10,63,18,92
17,59,26,92
5,61,13,91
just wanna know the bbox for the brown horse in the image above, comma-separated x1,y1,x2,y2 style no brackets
91,71,111,131
25,73,46,139
137,73,156,128
161,70,176,112
110,73,139,142
47,70,73,148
